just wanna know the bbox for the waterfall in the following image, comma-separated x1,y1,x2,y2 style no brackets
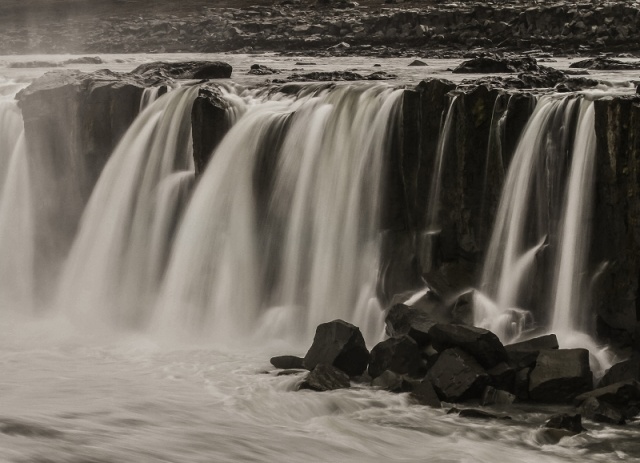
477,94,588,342
0,82,35,312
152,84,403,343
550,101,597,336
56,86,198,328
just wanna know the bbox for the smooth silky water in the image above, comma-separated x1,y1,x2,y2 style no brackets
0,57,639,462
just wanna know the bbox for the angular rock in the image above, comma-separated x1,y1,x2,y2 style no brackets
544,414,585,434
384,303,439,347
270,355,304,370
427,347,489,402
487,362,515,391
299,363,350,391
481,386,515,406
528,349,592,403
505,334,559,369
368,335,426,379
428,323,508,369
303,320,369,377
191,85,230,175
578,397,625,424
131,61,233,80
599,357,640,387
574,380,640,408
410,380,442,408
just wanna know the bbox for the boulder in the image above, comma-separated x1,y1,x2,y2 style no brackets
544,414,585,434
410,380,442,408
191,85,230,176
428,323,508,369
599,357,640,387
303,320,369,377
368,335,426,379
270,355,304,369
452,55,540,74
131,61,233,80
299,363,351,391
528,349,592,403
409,60,428,67
574,380,640,408
505,334,559,369
578,397,625,424
481,386,515,406
427,347,489,402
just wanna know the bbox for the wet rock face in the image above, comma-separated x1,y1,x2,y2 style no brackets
528,349,592,403
16,70,147,283
191,85,230,176
303,319,370,377
592,97,640,346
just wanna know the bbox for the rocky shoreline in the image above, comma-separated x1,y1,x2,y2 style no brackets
270,312,640,434
2,1,640,57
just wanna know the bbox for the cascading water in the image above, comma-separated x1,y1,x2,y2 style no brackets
0,80,35,312
153,84,403,343
56,85,198,328
476,94,606,363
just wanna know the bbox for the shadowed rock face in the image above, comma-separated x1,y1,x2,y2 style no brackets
17,69,148,290
592,96,640,347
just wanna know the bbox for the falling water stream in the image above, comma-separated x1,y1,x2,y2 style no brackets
0,64,637,462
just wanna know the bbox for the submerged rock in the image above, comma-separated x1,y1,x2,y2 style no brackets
300,363,351,391
408,60,428,67
303,319,369,377
410,380,442,408
574,379,640,408
452,408,511,420
368,335,426,379
248,64,279,75
544,413,585,434
427,347,489,402
528,349,592,403
371,369,404,392
481,386,515,406
429,323,508,369
270,355,304,370
578,397,625,424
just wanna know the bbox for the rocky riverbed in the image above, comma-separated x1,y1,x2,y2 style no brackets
2,0,640,57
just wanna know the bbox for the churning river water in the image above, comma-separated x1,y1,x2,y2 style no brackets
0,54,639,462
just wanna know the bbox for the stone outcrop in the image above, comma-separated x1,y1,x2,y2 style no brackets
131,61,233,81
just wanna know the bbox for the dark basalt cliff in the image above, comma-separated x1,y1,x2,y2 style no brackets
15,63,640,347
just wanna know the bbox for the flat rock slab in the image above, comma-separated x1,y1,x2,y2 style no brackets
270,355,304,370
529,349,592,403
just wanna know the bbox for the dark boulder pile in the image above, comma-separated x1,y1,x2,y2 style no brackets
269,304,640,429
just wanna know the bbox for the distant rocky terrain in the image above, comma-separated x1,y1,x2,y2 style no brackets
1,0,640,57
